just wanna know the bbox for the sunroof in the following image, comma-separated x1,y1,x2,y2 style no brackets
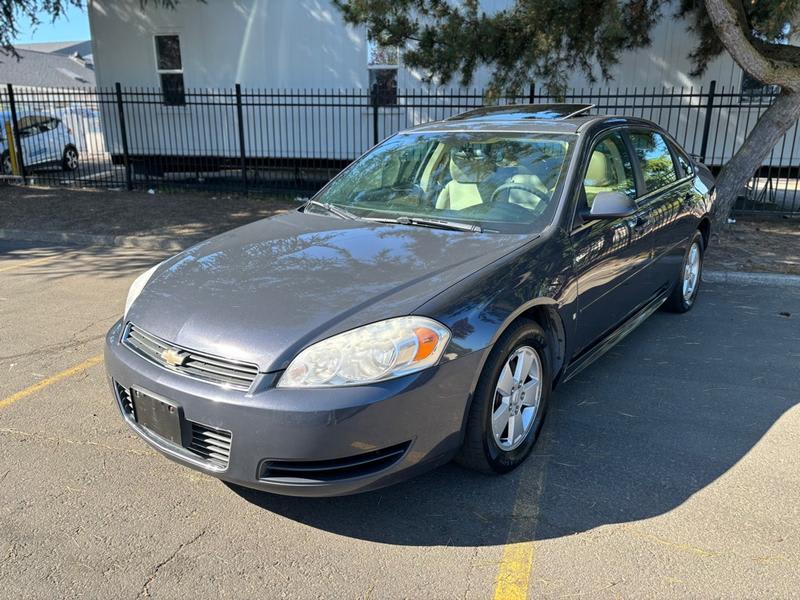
447,103,594,122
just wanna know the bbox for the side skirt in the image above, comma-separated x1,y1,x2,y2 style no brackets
561,291,668,383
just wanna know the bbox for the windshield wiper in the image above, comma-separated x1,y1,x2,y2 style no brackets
304,199,360,221
368,215,483,233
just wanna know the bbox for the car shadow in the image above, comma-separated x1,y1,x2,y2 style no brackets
230,284,799,546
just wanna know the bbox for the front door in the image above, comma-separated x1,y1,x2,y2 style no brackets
569,129,654,354
18,116,46,166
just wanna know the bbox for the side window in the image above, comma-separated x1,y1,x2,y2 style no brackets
155,34,185,106
367,31,398,106
41,118,60,132
673,145,694,177
582,131,636,207
628,130,679,192
17,116,45,137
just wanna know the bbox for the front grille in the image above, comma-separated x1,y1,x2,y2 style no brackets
260,442,410,483
187,422,232,469
123,323,259,391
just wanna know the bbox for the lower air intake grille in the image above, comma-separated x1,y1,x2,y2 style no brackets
116,383,135,417
187,422,232,469
260,442,410,483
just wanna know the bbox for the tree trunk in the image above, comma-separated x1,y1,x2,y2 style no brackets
711,89,800,230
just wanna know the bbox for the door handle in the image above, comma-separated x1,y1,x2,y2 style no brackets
626,215,647,230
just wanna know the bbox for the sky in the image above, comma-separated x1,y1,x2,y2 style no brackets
15,3,91,44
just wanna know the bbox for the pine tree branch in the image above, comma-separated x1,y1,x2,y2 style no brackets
753,40,800,65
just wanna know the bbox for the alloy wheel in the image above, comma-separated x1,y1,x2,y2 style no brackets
491,345,542,451
65,149,79,170
682,241,701,302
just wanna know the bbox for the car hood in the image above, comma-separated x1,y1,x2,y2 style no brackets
128,210,531,371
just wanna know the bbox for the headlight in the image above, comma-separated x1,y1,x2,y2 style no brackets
277,316,451,388
123,263,161,319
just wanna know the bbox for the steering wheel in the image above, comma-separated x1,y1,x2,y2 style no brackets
490,182,545,205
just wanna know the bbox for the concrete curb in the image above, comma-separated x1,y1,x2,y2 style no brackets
703,270,800,288
0,229,198,252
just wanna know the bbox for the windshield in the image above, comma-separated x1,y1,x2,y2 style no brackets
312,131,575,233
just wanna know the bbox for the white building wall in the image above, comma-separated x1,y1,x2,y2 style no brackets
88,0,795,167
90,0,744,92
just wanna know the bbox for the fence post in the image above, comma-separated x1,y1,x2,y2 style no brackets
235,83,248,192
699,80,716,163
6,84,26,183
528,83,535,104
115,83,133,191
371,84,379,146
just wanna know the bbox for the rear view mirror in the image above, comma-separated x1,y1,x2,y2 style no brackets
589,191,636,219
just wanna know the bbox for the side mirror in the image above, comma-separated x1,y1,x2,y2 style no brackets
588,191,636,219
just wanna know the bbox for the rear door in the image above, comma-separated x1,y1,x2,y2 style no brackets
569,129,654,353
627,129,693,293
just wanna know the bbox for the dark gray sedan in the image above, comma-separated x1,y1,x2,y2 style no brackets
105,104,715,496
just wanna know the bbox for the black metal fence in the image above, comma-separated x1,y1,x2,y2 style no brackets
1,82,798,214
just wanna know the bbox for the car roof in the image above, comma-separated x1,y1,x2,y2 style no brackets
400,104,660,136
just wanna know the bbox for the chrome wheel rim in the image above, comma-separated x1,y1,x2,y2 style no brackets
65,149,78,169
2,156,11,175
682,242,701,302
491,345,542,451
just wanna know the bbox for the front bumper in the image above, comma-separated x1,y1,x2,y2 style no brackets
104,320,483,497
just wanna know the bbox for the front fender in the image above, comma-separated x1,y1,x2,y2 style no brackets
416,232,577,398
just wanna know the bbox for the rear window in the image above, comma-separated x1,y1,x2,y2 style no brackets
672,145,694,177
628,130,679,193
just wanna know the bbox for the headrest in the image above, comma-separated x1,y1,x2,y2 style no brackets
585,151,610,186
449,147,493,184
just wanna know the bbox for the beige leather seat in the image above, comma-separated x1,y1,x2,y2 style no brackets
436,156,487,210
583,150,613,204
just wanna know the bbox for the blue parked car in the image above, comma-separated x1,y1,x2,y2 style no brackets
1,110,79,175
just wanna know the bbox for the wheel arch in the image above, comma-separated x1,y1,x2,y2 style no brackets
698,216,711,248
465,297,568,399
455,296,568,446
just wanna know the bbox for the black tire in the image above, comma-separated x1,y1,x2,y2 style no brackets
62,145,79,171
456,319,551,474
663,230,704,313
1,151,12,175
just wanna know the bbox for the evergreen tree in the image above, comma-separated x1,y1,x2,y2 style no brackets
334,0,800,225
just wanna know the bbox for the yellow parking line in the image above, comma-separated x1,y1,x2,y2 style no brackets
0,355,104,410
0,254,60,273
492,439,550,600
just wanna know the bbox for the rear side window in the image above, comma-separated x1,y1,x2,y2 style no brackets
628,130,679,193
40,118,60,132
673,146,694,177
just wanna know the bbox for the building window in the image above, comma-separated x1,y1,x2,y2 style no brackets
155,34,185,106
367,33,398,106
740,72,778,102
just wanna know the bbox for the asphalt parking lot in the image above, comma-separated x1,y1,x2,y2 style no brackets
1,239,799,599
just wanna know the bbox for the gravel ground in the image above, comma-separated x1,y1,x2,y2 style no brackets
0,184,298,240
705,217,800,275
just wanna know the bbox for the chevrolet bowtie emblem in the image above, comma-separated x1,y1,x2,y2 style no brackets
161,348,188,367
